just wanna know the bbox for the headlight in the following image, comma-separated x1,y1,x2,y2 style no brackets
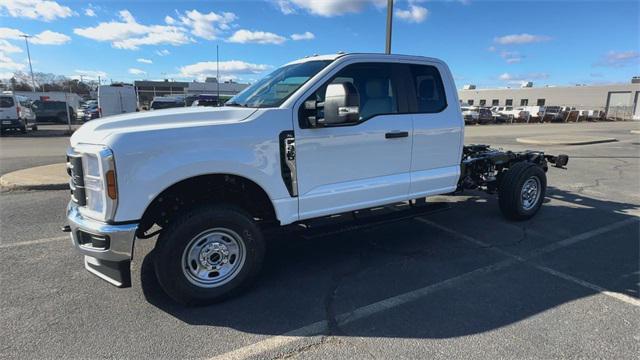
76,145,117,222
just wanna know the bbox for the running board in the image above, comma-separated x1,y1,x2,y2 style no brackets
273,201,451,240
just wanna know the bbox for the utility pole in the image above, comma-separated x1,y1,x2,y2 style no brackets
20,34,36,92
216,44,220,106
385,0,394,54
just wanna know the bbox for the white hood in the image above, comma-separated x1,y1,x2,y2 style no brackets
70,106,258,146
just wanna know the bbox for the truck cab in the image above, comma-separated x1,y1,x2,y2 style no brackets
65,54,562,305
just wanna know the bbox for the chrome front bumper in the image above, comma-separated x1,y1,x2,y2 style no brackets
67,202,138,287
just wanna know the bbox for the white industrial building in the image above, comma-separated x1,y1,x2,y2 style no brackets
458,80,640,120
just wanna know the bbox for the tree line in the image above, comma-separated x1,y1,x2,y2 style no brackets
0,71,99,97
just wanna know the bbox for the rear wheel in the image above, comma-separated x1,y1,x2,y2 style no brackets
498,162,546,220
153,205,265,306
19,119,27,133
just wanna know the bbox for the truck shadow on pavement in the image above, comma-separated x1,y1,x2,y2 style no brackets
140,187,639,339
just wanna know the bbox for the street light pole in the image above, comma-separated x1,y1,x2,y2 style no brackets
20,34,36,92
216,44,220,106
385,0,394,54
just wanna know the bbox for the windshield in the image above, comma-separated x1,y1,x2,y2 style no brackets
226,60,331,108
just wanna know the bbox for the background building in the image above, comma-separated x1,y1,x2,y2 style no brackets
458,80,640,120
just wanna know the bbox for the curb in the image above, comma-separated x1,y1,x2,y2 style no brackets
0,163,68,192
516,136,617,146
0,183,69,191
631,130,640,135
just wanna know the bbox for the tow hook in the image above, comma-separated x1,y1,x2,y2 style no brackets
61,225,71,233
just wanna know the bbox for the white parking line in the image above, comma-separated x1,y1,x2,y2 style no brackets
0,235,69,249
210,257,518,360
417,217,640,307
212,217,639,360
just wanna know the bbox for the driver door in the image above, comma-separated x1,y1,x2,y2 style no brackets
294,62,413,220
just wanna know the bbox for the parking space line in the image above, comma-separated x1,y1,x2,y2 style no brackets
416,217,640,307
210,257,518,360
213,217,639,360
530,263,640,307
0,235,69,249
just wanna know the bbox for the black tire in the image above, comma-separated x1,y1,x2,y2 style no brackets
153,205,265,306
31,125,38,131
498,162,547,220
19,120,27,133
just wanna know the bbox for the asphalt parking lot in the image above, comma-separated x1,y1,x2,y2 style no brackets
1,122,639,359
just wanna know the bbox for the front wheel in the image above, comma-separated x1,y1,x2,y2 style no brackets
498,162,547,220
153,205,265,306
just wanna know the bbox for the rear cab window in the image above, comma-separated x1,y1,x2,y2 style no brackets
1,96,15,108
409,64,447,113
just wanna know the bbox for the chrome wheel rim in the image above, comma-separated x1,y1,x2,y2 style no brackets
181,228,246,288
521,176,541,211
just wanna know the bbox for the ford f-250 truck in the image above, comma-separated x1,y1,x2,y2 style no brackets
64,53,568,305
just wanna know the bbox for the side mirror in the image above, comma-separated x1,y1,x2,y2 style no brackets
322,82,360,126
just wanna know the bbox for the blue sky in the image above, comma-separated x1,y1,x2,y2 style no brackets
1,0,638,89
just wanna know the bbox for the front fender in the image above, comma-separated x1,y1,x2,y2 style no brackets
107,109,295,223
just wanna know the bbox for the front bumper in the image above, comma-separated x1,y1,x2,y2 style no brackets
1,118,21,129
67,202,138,287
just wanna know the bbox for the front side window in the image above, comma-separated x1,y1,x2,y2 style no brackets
227,60,331,108
0,96,14,108
310,62,399,121
410,64,447,113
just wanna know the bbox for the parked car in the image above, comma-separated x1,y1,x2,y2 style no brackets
32,100,76,123
81,104,100,122
540,106,567,122
77,100,98,120
63,53,569,305
461,106,480,124
98,84,138,117
191,94,219,107
489,106,510,123
0,92,38,133
150,97,186,110
478,107,494,124
500,106,530,121
521,106,544,122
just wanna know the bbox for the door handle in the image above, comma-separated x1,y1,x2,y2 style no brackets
385,131,409,139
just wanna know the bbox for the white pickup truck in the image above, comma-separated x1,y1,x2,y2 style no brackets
64,53,568,305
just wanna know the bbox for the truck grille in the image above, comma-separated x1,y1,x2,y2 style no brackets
67,149,86,206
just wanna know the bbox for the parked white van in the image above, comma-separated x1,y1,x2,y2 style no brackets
0,91,38,133
98,84,138,118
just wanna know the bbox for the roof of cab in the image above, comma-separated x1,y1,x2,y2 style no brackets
284,52,445,66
